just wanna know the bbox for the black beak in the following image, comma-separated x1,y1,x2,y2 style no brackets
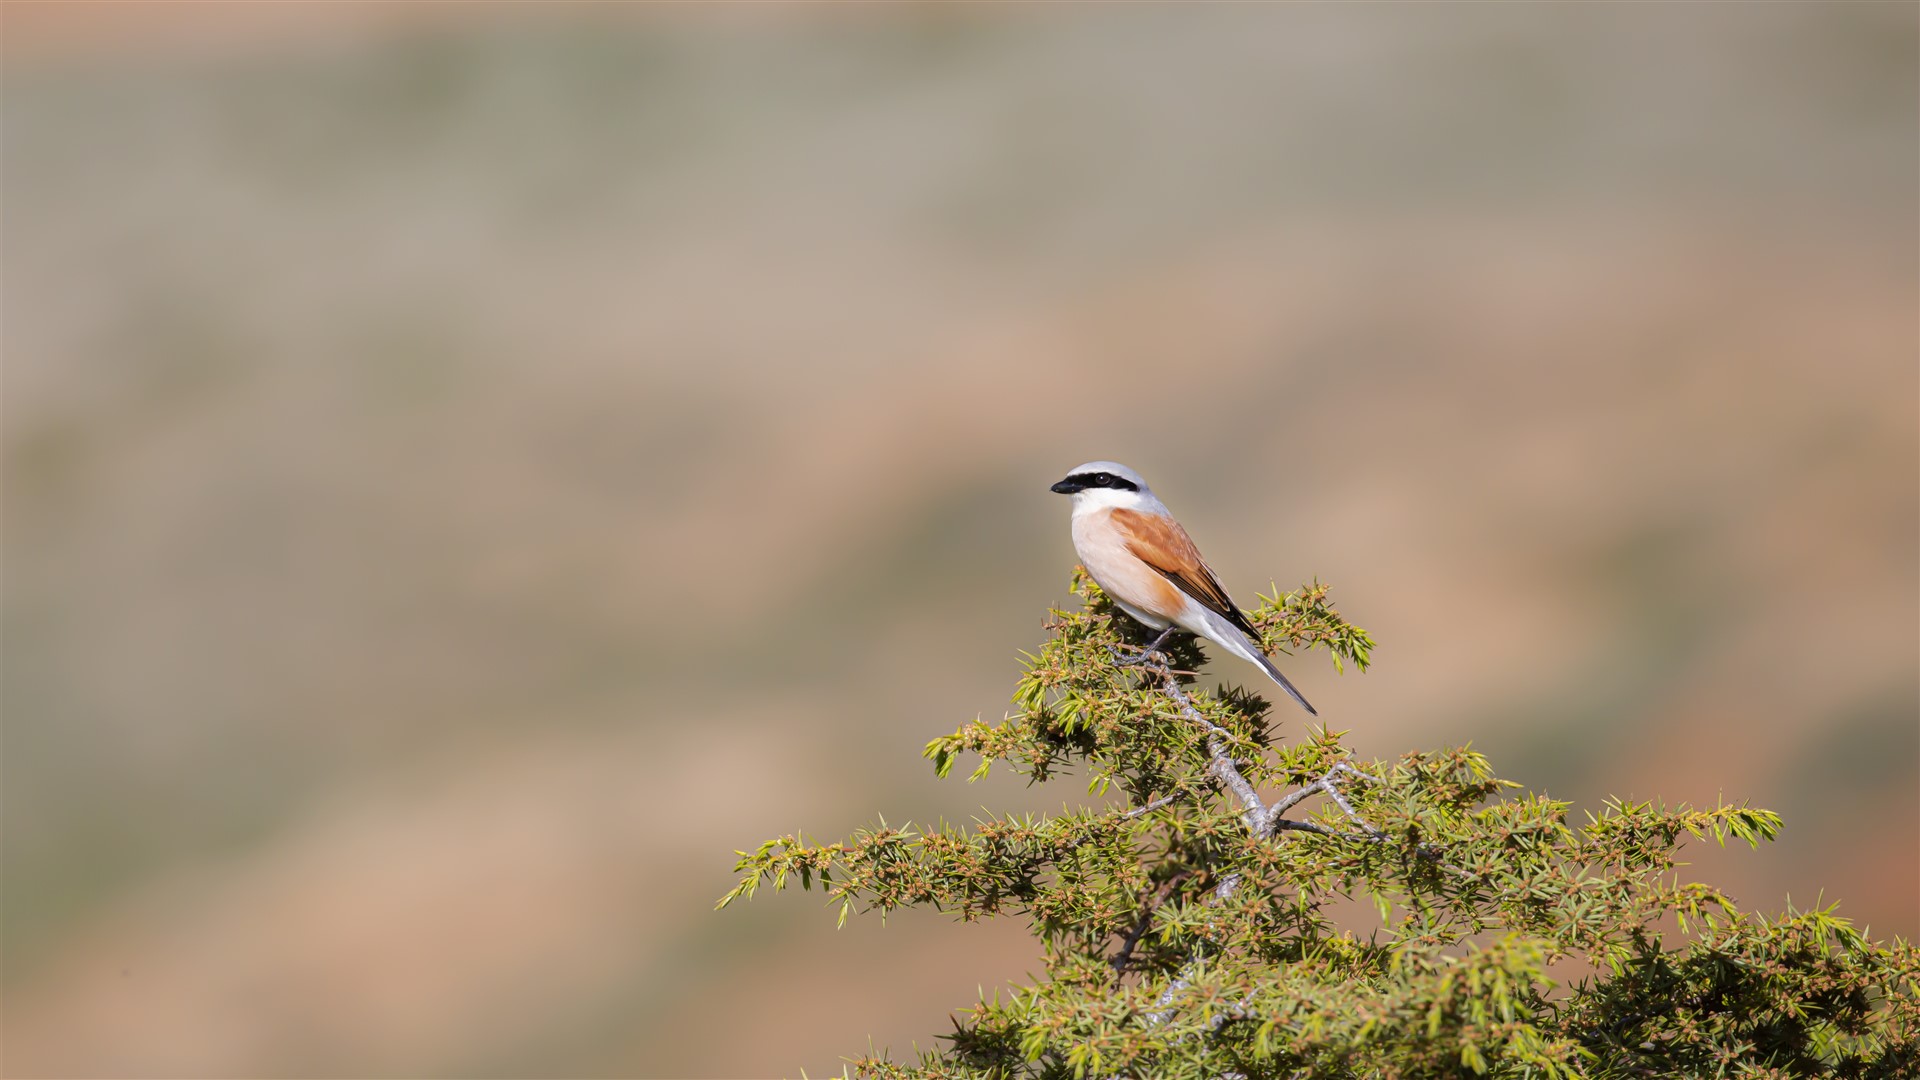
1050,479,1083,495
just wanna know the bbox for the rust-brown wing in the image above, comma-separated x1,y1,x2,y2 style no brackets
1109,508,1260,640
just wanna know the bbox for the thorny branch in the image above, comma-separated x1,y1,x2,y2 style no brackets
1119,648,1467,1048
1116,646,1392,1031
1122,793,1180,820
1114,646,1384,845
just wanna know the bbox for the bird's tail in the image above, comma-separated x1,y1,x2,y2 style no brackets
1248,647,1317,717
1197,611,1318,716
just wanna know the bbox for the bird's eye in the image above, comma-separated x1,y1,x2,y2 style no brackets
1094,473,1111,485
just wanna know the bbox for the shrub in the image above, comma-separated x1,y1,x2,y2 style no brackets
721,572,1916,1078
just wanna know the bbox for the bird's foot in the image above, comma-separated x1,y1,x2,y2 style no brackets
1110,625,1179,666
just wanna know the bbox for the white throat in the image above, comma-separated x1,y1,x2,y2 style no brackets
1069,487,1163,517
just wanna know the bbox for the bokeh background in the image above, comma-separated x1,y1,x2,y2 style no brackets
4,3,1915,1077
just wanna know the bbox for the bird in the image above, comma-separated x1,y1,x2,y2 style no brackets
1049,461,1316,716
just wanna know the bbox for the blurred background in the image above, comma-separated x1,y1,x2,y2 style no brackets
3,3,1915,1076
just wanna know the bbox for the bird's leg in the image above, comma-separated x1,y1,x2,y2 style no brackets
1112,625,1180,666
1141,625,1178,655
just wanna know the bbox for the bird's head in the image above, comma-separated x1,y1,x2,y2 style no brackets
1050,461,1156,512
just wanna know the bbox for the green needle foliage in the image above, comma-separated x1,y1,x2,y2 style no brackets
720,571,1916,1079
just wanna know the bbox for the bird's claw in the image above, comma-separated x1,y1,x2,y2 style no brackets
1110,626,1180,666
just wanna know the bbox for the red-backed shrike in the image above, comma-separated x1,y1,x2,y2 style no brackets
1050,461,1316,716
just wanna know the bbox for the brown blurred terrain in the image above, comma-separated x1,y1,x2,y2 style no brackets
3,3,1915,1077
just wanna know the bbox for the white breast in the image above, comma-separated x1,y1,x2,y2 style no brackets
1070,507,1185,630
